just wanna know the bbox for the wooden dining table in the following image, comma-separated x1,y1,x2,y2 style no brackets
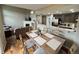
26,30,65,54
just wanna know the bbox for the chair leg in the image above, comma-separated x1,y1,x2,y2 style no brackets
24,46,29,54
26,48,29,54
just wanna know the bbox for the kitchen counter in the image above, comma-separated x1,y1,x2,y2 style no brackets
52,26,75,32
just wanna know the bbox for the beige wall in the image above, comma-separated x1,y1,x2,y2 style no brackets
36,15,42,24
0,6,6,53
2,5,31,29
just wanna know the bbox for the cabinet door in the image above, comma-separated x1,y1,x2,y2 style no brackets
64,14,77,23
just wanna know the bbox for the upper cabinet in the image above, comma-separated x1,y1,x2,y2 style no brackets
53,12,79,23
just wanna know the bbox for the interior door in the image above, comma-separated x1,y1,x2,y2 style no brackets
42,15,46,25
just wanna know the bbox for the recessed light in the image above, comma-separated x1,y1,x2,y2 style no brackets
30,11,34,14
48,12,51,14
70,9,75,12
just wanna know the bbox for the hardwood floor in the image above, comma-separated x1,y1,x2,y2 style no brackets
4,36,35,54
4,36,24,54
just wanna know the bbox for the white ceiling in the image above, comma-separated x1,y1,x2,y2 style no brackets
5,4,79,14
35,4,79,14
6,4,50,10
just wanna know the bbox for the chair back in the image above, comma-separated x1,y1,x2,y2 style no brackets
33,47,45,54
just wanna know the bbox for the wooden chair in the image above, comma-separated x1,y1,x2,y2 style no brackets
33,47,45,54
24,39,37,54
15,27,32,42
15,29,21,39
20,28,30,39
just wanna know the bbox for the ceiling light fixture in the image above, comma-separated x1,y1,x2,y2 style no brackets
70,9,75,12
30,11,34,14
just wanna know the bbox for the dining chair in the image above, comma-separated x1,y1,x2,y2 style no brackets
24,39,36,54
33,47,45,54
15,28,21,39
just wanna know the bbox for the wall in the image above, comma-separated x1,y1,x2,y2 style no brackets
0,6,6,53
75,18,79,53
30,14,38,30
2,5,30,29
36,15,42,24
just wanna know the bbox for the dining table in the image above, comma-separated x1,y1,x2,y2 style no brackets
26,30,65,54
